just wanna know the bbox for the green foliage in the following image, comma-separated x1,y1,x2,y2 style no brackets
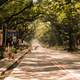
0,0,80,51
12,47,17,53
32,0,80,50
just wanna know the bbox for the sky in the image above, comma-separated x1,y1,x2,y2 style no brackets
33,0,38,3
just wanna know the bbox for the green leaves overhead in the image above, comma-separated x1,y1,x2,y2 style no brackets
0,0,32,23
0,0,80,50
0,0,80,25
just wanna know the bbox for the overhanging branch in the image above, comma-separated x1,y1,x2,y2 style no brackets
0,0,8,6
1,1,33,25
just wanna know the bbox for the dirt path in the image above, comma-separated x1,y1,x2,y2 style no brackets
4,41,80,80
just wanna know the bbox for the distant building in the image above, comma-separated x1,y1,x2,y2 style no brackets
5,30,19,46
6,30,18,37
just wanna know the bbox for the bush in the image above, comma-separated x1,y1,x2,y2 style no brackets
12,47,17,53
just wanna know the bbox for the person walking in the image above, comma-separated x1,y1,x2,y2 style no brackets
12,35,17,53
12,35,17,48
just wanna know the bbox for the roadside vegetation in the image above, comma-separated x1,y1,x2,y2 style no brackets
0,0,80,57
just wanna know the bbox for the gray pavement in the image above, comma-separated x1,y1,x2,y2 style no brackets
3,42,80,80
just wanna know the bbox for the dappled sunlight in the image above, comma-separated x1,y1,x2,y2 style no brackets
4,67,27,80
50,53,78,60
31,39,47,53
0,0,80,79
3,40,80,80
0,68,6,71
4,77,21,80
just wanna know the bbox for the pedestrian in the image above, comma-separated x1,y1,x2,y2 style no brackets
5,43,14,60
12,35,17,48
12,35,17,54
6,36,12,47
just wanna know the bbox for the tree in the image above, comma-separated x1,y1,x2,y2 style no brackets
0,0,80,51
0,0,8,6
0,0,34,46
31,0,80,51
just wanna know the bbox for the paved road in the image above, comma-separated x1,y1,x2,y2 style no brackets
4,41,80,80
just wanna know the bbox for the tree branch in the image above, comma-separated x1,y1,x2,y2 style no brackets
1,1,33,25
0,0,8,6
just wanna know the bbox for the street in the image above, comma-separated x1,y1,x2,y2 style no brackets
0,0,80,80
3,41,80,80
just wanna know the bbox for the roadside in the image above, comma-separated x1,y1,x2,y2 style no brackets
0,43,31,79
3,41,80,80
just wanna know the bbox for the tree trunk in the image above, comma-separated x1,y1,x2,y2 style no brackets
68,26,76,51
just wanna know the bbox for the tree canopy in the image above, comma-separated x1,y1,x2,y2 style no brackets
0,0,80,51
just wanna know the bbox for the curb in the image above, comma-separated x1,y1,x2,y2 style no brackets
0,49,30,76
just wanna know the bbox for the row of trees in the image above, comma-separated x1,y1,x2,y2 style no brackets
32,0,80,51
0,0,35,46
0,0,35,59
0,0,80,51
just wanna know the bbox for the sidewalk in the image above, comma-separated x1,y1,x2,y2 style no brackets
0,48,30,77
